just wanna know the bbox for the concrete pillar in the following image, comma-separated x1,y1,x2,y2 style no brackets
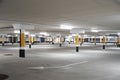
76,35,79,52
59,36,62,47
29,35,31,48
102,36,106,49
49,37,51,44
30,36,34,45
117,38,120,47
93,37,96,45
12,36,14,45
19,29,25,58
80,37,83,46
68,38,70,44
2,35,4,46
52,37,54,44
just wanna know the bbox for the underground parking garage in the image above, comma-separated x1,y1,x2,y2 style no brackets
0,0,120,80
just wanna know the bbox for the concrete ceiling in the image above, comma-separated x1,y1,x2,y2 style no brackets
0,0,120,34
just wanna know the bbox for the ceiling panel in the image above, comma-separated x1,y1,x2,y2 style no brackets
0,0,120,34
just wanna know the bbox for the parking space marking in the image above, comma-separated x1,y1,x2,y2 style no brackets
28,61,88,70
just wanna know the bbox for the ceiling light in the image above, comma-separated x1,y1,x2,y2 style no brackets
84,35,88,37
71,34,76,36
60,25,73,30
80,30,85,34
68,35,72,38
31,34,35,37
40,32,49,36
91,30,99,32
25,31,29,35
14,30,20,33
118,33,120,35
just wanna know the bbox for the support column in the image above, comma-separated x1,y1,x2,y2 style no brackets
102,36,106,49
52,37,54,44
76,35,79,52
31,36,34,45
68,38,70,44
117,38,120,47
80,37,83,46
59,36,62,47
49,37,51,44
33,37,35,45
19,29,25,58
93,37,96,45
2,35,4,46
29,35,31,48
12,36,14,45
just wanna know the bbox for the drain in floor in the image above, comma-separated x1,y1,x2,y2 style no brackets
0,74,9,80
4,54,13,56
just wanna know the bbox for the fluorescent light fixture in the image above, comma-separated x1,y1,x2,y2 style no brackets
31,34,35,37
25,31,29,35
91,30,99,32
118,33,120,35
15,35,18,37
80,30,85,34
14,30,30,35
40,32,49,36
14,30,20,33
84,35,88,37
68,35,72,38
83,31,85,34
72,34,76,36
60,25,73,30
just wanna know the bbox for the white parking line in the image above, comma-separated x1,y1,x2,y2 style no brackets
28,61,88,70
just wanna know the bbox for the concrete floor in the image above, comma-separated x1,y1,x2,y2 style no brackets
0,43,120,80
